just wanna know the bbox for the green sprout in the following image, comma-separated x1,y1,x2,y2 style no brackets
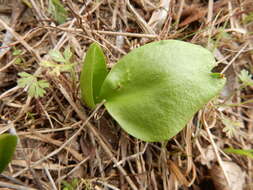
80,40,226,142
17,72,49,98
40,47,76,77
221,116,243,138
62,178,79,190
238,69,253,87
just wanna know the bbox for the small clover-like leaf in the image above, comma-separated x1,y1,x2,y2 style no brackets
238,69,253,86
17,72,49,98
40,60,76,76
0,134,18,173
80,43,108,108
17,72,36,88
221,117,243,138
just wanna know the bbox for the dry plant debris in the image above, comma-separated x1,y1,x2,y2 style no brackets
0,0,253,189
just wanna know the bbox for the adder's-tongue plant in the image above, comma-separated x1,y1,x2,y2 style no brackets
0,134,17,173
80,40,225,142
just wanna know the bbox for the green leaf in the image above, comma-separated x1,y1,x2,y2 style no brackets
224,148,253,159
221,116,243,138
0,134,18,173
64,46,73,62
210,72,225,79
49,50,66,63
80,43,108,108
238,69,253,86
242,12,253,24
17,72,49,98
12,49,23,56
100,40,226,142
48,0,68,24
40,60,58,68
17,72,35,88
40,60,76,76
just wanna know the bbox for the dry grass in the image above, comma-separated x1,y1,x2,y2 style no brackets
0,0,253,189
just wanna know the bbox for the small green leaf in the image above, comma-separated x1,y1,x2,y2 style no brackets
210,72,225,79
224,148,253,159
64,46,73,62
40,60,76,76
221,116,243,138
242,12,253,24
14,58,23,65
48,0,68,24
12,49,23,56
0,134,18,173
100,40,226,142
62,178,79,190
80,43,108,108
238,69,253,86
18,72,32,78
40,60,58,67
17,72,49,98
49,50,66,63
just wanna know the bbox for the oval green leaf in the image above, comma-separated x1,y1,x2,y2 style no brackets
0,134,18,173
100,40,225,142
80,43,108,108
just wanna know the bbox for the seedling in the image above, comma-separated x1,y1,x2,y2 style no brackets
18,48,76,98
0,134,17,173
40,48,76,77
62,178,79,190
17,72,50,98
238,69,253,87
80,40,226,142
48,0,68,24
221,116,243,138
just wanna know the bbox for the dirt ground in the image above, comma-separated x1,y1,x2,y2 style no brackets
0,0,253,189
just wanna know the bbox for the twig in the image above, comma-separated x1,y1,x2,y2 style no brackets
0,181,36,190
126,0,155,34
0,0,25,59
44,168,57,190
0,18,42,62
47,26,158,38
221,42,249,74
56,156,90,183
207,0,214,24
113,143,148,167
12,101,103,178
202,109,231,187
57,84,138,190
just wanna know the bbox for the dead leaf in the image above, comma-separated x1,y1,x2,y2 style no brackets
179,0,229,27
148,0,169,32
198,145,216,168
210,161,245,190
220,66,237,99
168,160,190,187
12,160,75,170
